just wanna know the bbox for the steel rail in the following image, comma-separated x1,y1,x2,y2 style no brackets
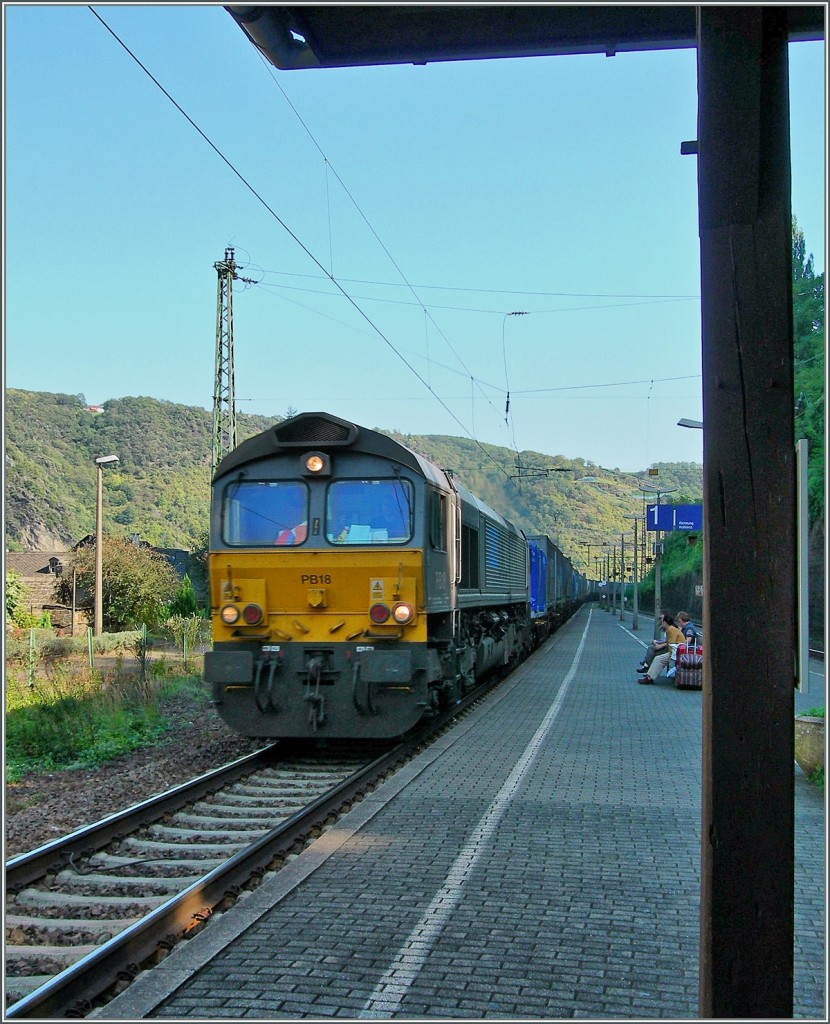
6,676,504,1019
5,746,279,890
4,700,464,1020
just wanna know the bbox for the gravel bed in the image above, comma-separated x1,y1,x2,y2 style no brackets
5,696,263,859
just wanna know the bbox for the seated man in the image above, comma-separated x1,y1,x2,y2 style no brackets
635,608,668,673
676,610,699,645
638,613,685,684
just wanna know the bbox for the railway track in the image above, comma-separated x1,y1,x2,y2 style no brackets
4,679,499,1020
4,741,394,1018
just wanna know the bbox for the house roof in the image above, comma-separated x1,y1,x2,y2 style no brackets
6,551,69,577
6,540,190,579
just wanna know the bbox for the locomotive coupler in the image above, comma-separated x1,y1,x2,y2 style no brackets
303,656,326,731
253,651,281,713
351,656,377,716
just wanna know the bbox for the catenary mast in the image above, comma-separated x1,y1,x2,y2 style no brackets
212,248,255,476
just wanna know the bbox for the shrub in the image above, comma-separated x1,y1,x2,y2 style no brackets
169,574,199,617
4,629,143,664
165,614,203,671
5,570,45,628
54,537,178,631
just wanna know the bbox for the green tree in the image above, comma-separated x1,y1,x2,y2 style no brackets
792,217,825,522
55,537,178,631
5,569,36,627
169,573,199,617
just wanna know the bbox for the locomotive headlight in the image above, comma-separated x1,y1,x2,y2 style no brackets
220,604,240,625
242,603,263,625
392,601,414,625
369,602,390,624
301,451,330,476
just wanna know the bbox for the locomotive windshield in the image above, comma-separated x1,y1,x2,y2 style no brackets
222,481,309,546
326,479,413,544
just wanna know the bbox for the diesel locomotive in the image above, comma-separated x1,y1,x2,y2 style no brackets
204,412,589,739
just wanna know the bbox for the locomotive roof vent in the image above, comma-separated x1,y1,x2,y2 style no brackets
273,412,359,448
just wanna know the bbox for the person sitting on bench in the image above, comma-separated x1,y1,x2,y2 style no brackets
676,610,699,645
637,613,685,685
635,608,669,673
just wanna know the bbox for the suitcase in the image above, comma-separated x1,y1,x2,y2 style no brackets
675,642,703,690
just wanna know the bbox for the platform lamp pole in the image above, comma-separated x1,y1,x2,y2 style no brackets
611,544,619,616
94,455,119,637
605,549,611,610
623,514,644,631
619,532,626,623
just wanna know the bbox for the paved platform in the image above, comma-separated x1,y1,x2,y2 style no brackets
95,605,825,1020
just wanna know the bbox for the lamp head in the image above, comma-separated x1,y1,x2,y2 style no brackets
95,455,119,466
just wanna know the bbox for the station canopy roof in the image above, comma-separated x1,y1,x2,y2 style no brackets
227,5,824,70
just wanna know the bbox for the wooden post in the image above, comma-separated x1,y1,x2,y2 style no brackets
696,7,795,1017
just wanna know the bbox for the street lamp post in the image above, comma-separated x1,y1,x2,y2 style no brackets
619,531,626,623
610,544,618,616
623,513,645,630
605,549,611,610
94,455,119,636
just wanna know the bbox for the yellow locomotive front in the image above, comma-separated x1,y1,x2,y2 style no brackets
205,418,449,739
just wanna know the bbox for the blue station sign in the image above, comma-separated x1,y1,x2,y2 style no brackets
646,503,703,532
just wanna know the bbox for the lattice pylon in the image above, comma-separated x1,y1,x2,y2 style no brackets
212,248,238,476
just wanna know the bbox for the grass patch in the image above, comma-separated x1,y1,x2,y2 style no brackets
5,663,205,783
808,766,824,792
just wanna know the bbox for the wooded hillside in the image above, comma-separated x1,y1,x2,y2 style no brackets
5,389,701,569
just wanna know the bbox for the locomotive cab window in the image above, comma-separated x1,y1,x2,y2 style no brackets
326,479,413,544
222,480,309,546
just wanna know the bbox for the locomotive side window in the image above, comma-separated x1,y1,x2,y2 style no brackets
222,481,309,546
460,524,480,588
326,479,413,544
430,491,448,551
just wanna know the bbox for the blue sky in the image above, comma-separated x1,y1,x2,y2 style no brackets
4,4,826,472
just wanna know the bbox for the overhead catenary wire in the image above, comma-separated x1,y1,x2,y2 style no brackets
253,50,496,401
85,5,524,494
246,273,703,400
239,57,705,462
248,279,706,397
253,277,697,316
248,278,708,397
251,266,701,300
